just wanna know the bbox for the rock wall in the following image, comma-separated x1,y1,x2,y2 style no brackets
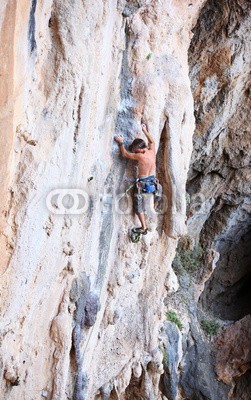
183,0,251,398
1,0,250,399
0,1,205,399
188,0,251,276
159,1,250,399
0,0,17,275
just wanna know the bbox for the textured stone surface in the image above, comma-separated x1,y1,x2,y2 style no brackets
180,331,229,400
215,315,251,384
0,0,18,274
0,0,250,399
159,321,182,400
167,244,229,400
231,370,251,400
188,0,251,245
186,0,251,398
0,1,204,399
187,0,251,288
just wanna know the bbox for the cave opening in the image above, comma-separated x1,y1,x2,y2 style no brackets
199,225,251,321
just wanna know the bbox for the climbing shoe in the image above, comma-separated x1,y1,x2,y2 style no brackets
132,227,148,235
130,230,141,243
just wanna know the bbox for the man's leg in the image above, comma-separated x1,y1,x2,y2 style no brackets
137,212,147,231
133,189,147,232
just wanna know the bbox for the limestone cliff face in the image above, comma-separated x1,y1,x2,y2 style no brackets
184,0,251,398
160,1,250,399
0,1,204,399
0,1,250,400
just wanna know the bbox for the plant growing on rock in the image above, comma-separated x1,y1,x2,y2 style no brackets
201,319,220,337
176,235,205,274
162,351,169,368
160,344,169,368
166,310,183,331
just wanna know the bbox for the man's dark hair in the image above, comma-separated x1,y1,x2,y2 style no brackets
129,138,147,151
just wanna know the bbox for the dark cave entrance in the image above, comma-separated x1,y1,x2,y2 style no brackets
199,223,251,322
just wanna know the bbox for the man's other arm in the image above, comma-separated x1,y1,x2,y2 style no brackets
142,124,155,150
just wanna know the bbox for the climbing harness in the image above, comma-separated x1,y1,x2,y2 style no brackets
124,176,160,197
137,175,156,194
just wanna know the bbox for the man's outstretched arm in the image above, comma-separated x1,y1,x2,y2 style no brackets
114,135,141,160
142,124,155,149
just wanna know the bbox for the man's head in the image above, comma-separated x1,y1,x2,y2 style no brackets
129,138,147,153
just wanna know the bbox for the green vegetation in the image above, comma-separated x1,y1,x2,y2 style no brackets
161,343,169,368
176,235,205,274
166,310,183,331
146,52,152,60
162,351,169,368
201,319,220,337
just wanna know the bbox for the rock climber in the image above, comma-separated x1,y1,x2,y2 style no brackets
115,124,162,235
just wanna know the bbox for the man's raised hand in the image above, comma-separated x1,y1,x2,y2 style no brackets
115,135,124,143
141,123,154,146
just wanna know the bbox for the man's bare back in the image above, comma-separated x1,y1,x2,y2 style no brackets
136,147,156,177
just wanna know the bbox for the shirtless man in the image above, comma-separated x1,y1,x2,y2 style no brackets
115,124,161,235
